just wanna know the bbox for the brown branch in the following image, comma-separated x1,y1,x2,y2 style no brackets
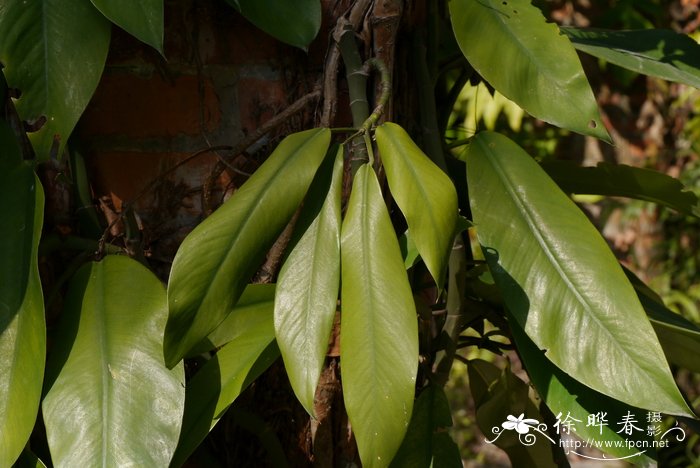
201,88,322,215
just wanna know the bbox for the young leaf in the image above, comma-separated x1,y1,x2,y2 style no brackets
42,256,185,467
275,146,343,416
340,164,419,468
224,0,321,50
467,131,693,417
0,123,45,467
563,28,700,89
541,160,700,218
511,320,657,465
0,0,111,160
89,0,164,54
165,128,330,367
449,0,610,141
376,123,458,287
171,317,278,467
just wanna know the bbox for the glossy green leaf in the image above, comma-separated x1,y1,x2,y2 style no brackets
225,0,321,50
275,146,342,416
171,312,278,467
511,320,657,465
563,27,700,88
0,123,45,468
542,161,700,217
466,131,692,417
468,360,558,468
89,0,163,53
187,283,275,357
0,0,111,160
340,164,419,468
390,385,461,468
42,256,185,467
165,128,330,367
449,0,609,141
376,123,458,287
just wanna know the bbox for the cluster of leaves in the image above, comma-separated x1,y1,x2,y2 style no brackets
3,0,700,467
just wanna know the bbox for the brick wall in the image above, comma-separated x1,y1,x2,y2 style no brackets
77,0,329,264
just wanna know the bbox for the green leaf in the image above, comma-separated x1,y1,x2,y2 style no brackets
225,0,321,50
376,123,458,287
390,385,462,468
468,360,558,468
449,0,609,141
275,146,342,416
0,123,45,468
165,128,330,367
0,0,111,160
562,27,700,89
187,283,276,357
171,314,278,467
511,320,657,465
42,256,185,466
340,164,419,468
542,160,700,217
13,448,48,468
466,131,693,417
89,0,163,53
624,269,700,373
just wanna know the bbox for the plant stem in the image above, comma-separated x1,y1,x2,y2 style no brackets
336,23,371,176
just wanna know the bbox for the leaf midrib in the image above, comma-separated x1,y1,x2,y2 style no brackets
188,131,324,317
478,138,657,379
486,2,568,84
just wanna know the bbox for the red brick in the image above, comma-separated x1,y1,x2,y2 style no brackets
87,150,231,209
80,72,221,139
237,77,288,134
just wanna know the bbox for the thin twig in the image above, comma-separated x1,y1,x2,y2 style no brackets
201,88,322,214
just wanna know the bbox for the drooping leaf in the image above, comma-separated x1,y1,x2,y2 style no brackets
0,123,45,468
275,146,342,416
376,123,458,287
42,256,185,467
187,283,276,357
563,27,700,89
171,311,278,467
624,268,700,373
542,160,700,217
390,385,461,468
165,128,330,367
449,0,609,141
225,0,321,50
468,360,559,468
511,320,657,465
89,0,163,53
0,0,111,160
466,131,693,417
340,164,419,468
